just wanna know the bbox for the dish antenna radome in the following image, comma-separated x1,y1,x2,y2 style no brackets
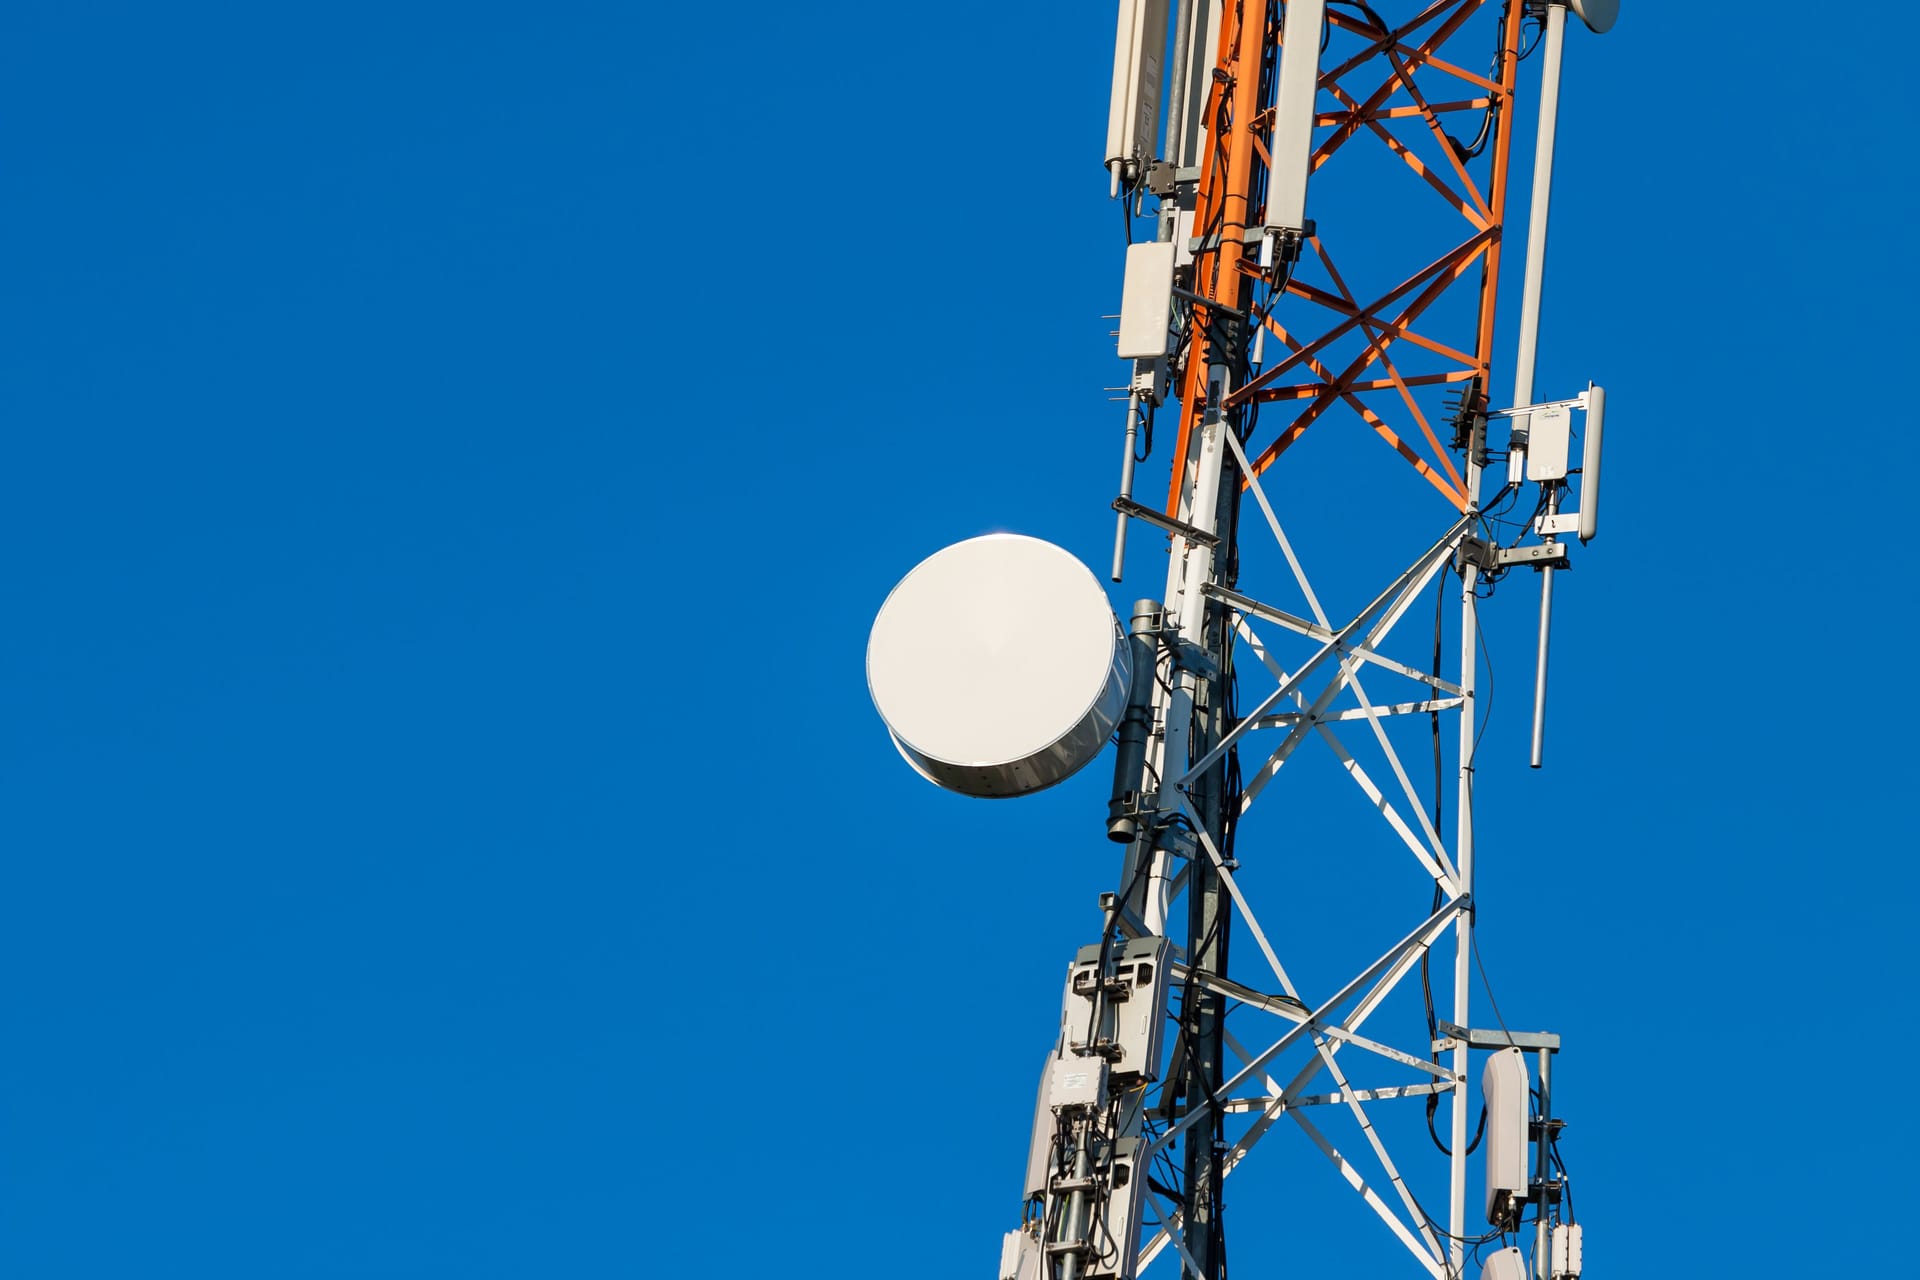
1568,0,1618,35
867,534,1131,798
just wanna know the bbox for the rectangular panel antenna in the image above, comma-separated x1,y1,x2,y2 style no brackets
1084,1132,1147,1280
999,1228,1041,1280
1105,0,1171,192
1023,1056,1057,1199
1264,0,1326,233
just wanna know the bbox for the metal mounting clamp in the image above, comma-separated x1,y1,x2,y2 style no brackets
1495,540,1568,569
1435,1020,1560,1052
1112,496,1220,547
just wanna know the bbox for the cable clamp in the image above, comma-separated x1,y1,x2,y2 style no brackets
1156,824,1199,863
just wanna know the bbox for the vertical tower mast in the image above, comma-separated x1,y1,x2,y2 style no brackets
1156,7,1272,1276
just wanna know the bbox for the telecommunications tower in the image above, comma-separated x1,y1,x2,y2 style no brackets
867,3,1617,1278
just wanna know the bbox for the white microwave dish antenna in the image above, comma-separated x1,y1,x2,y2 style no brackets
1569,0,1618,34
867,534,1131,798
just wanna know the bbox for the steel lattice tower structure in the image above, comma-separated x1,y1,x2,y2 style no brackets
872,4,1616,1279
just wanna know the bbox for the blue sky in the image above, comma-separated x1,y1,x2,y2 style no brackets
1,2,1911,1276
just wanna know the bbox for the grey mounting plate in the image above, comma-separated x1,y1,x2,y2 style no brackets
1435,1020,1560,1052
1458,537,1568,573
1169,637,1220,679
1494,541,1567,568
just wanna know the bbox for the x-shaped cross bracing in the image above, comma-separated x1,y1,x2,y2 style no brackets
1135,443,1487,1278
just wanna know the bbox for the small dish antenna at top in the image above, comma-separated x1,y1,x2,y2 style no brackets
867,534,1132,799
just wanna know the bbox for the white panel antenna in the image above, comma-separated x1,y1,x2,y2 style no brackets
1105,0,1171,195
1023,1056,1058,1200
1483,1047,1531,1227
1087,1134,1147,1280
1264,0,1327,235
999,1228,1042,1280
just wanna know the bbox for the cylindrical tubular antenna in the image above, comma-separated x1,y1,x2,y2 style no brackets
1579,383,1605,542
1530,506,1557,770
1113,390,1143,581
1508,1,1570,484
